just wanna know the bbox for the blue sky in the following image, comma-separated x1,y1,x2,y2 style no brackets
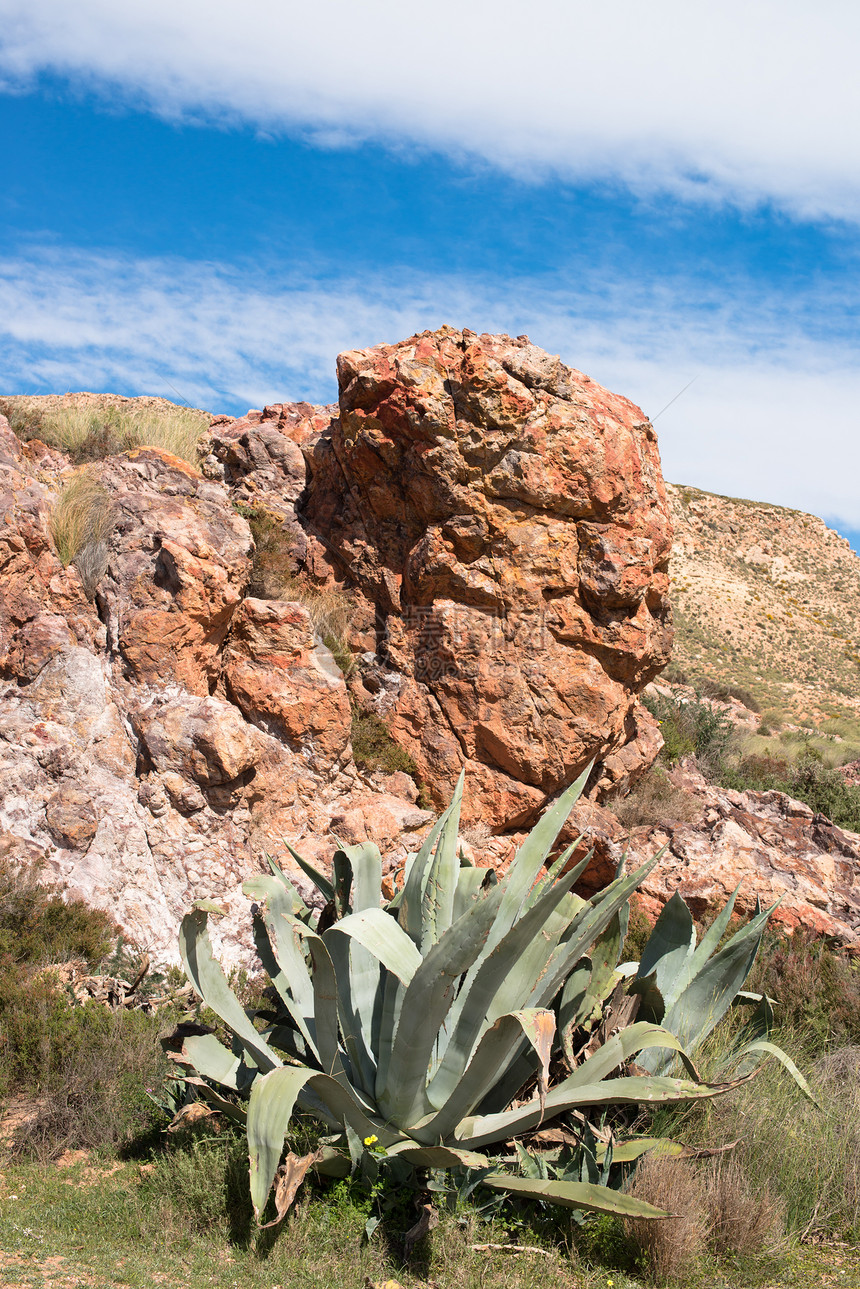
1,0,859,547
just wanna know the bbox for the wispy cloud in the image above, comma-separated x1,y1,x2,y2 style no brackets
1,245,859,529
3,0,860,219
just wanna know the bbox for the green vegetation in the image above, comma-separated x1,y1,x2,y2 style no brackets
645,686,860,830
350,703,418,775
172,768,803,1238
0,855,174,1158
0,397,207,466
0,765,857,1286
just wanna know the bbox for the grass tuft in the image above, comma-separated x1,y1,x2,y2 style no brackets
608,765,701,832
49,471,115,595
623,1154,708,1283
10,402,208,466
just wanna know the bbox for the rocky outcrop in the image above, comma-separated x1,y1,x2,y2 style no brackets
617,763,860,948
295,328,672,826
3,332,859,960
0,331,676,960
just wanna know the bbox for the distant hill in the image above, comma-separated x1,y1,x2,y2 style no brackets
666,482,860,724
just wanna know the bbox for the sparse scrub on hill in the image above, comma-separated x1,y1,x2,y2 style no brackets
8,401,208,465
698,677,761,712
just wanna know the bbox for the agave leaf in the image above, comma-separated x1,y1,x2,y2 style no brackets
305,935,343,1077
452,864,493,923
640,902,777,1072
248,1066,390,1220
179,909,282,1074
379,883,505,1122
418,768,464,952
581,908,628,1021
558,957,593,1065
331,848,353,918
683,884,742,984
629,970,665,1026
397,809,452,946
386,1143,490,1170
418,1010,559,1142
598,1137,685,1164
522,856,664,1017
735,1039,820,1105
457,1071,749,1150
486,764,592,953
283,840,334,903
180,1032,242,1089
563,1022,700,1086
324,908,422,984
244,875,316,1014
343,842,383,913
635,891,696,1009
312,1145,352,1178
323,926,380,1098
523,834,587,911
481,1173,671,1218
249,905,319,1060
261,858,313,919
186,1078,249,1125
425,860,588,1110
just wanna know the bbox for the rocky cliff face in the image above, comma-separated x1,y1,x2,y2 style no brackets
0,330,673,961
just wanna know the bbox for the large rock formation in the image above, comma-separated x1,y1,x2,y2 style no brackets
0,328,744,962
220,328,673,827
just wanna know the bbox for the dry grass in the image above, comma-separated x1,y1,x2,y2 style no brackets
608,766,702,832
703,1158,783,1256
49,471,115,595
238,503,355,672
624,1155,708,1283
14,401,207,466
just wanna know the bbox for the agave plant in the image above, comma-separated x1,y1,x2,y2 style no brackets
170,767,768,1224
624,888,811,1088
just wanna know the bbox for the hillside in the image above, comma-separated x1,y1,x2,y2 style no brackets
665,481,860,724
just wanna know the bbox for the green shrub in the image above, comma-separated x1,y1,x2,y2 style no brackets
350,704,418,775
0,854,173,1157
747,927,860,1048
721,748,860,831
644,691,736,774
0,854,116,966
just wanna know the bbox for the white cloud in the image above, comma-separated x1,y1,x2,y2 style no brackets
3,0,860,218
1,246,858,531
